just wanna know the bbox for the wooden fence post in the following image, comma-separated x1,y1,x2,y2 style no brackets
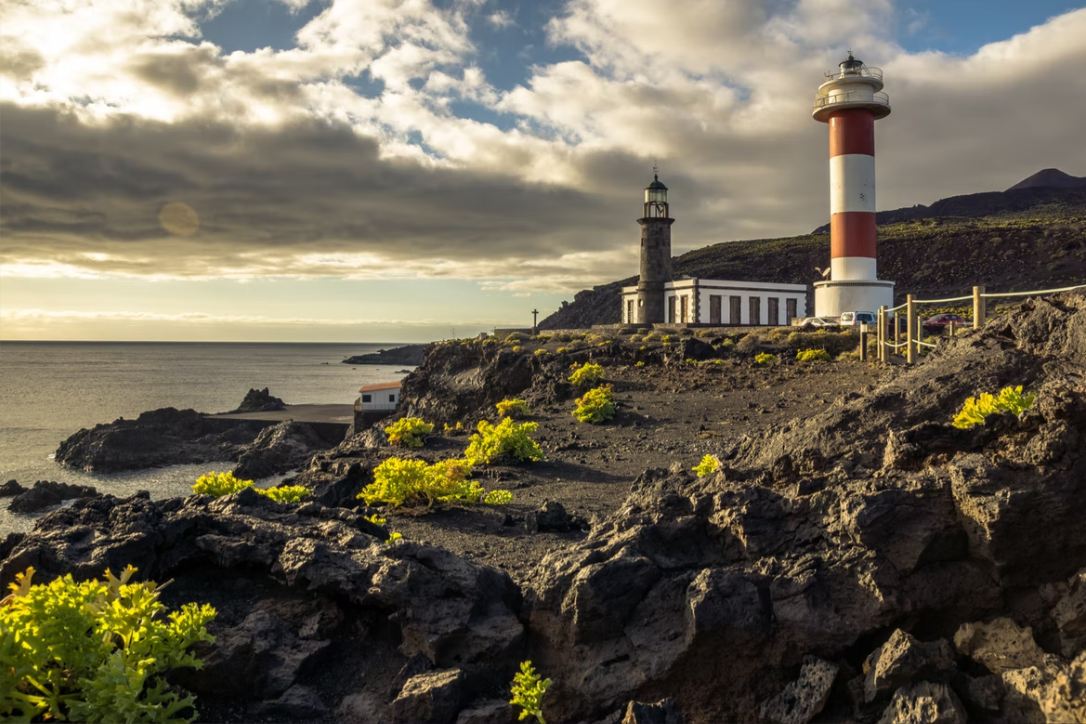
877,306,886,362
859,323,868,361
906,294,916,364
973,285,986,329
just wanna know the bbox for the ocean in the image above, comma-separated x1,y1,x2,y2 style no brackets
0,341,416,534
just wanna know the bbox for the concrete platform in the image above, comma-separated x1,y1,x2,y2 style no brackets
210,403,354,425
207,404,355,444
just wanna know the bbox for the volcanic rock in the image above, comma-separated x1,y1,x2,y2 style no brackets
863,629,956,703
0,479,26,496
621,697,684,724
758,656,838,724
55,407,262,473
7,480,98,513
231,387,286,413
877,682,966,724
232,420,329,479
343,344,428,366
524,294,1086,722
0,489,524,721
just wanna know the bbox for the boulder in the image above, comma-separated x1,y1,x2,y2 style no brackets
953,618,1046,675
622,697,684,724
0,479,26,496
1052,569,1086,658
524,500,586,533
7,480,98,513
758,656,838,724
863,629,956,702
390,668,466,724
877,682,966,724
232,421,330,479
231,387,286,412
1000,651,1086,724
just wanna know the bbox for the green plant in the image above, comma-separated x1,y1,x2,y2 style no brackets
692,454,721,477
555,346,570,354
465,418,544,465
568,361,605,387
258,485,310,504
796,348,831,363
357,457,512,508
573,385,615,424
192,470,252,497
442,420,465,434
533,348,548,357
952,385,1036,429
509,659,551,723
1,566,215,723
495,397,530,418
753,352,777,366
384,417,434,448
634,360,646,368
192,472,309,504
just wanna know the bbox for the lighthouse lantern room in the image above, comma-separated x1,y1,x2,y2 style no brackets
811,52,895,318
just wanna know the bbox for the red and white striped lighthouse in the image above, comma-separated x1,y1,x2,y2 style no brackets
812,52,895,317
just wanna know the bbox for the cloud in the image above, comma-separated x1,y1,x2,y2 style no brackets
1,0,1085,299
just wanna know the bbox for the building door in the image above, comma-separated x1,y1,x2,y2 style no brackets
680,295,688,323
768,297,779,326
729,296,742,325
627,299,635,323
786,298,797,323
709,295,722,324
668,295,677,323
749,297,761,325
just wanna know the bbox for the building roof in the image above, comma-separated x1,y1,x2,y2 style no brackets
646,173,668,191
359,380,402,392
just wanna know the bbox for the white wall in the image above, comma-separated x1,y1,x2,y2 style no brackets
360,389,400,411
696,288,806,325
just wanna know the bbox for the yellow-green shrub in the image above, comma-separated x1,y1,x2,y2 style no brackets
510,660,551,724
192,470,252,497
495,397,530,418
573,385,615,424
754,352,777,366
384,416,434,448
952,385,1036,429
192,472,309,504
0,566,215,723
357,457,512,508
568,361,605,387
464,418,543,465
692,454,721,477
258,485,310,504
796,348,831,363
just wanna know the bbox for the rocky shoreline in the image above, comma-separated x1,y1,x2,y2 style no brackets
342,343,428,366
4,295,1086,722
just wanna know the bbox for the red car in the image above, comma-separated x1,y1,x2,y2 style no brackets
923,313,968,332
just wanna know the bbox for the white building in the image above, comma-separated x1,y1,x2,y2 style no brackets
358,381,401,412
621,278,808,326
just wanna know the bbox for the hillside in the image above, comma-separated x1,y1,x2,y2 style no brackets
541,173,1086,329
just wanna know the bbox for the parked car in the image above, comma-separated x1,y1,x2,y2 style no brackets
796,316,839,329
838,311,876,327
923,313,968,333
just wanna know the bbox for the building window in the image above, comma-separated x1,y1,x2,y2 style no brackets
627,299,635,323
389,394,396,402
709,295,722,324
786,298,797,322
749,297,761,325
362,394,372,403
680,295,689,323
768,297,780,326
668,296,677,323
729,296,742,325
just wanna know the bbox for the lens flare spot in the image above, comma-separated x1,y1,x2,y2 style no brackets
158,202,199,236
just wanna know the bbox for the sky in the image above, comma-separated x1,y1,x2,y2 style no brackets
1,0,1084,342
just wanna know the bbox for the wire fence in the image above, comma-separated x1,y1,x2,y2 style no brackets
866,282,1086,365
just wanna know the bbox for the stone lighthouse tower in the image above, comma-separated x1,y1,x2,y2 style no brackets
636,171,674,324
812,52,895,317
